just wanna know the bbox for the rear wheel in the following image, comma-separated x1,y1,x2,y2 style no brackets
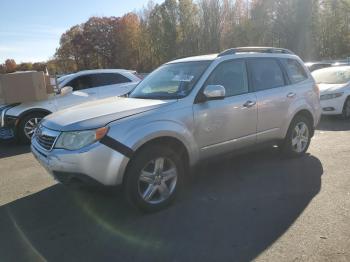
281,115,312,157
124,145,184,212
17,112,47,144
342,97,350,119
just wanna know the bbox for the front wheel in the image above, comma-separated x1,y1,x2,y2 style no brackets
281,115,312,158
123,145,184,212
17,112,47,144
342,97,350,119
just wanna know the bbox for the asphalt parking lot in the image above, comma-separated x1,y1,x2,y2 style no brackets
0,117,349,262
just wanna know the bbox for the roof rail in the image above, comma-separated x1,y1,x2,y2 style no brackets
218,47,294,57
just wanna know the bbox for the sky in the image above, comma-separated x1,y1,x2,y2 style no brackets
0,0,163,63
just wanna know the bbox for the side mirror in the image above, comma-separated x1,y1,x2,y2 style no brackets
60,86,73,95
203,85,226,100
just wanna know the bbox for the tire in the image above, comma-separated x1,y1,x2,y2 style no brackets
280,115,312,158
342,97,350,119
17,112,47,144
123,144,184,213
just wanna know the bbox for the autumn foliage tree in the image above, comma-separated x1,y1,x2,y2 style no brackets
50,0,350,73
5,59,17,73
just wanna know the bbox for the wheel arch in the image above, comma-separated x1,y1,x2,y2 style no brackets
122,135,193,186
287,109,315,137
342,95,350,114
133,136,190,169
18,108,52,120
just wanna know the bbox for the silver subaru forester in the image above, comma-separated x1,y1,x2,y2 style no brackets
32,47,321,212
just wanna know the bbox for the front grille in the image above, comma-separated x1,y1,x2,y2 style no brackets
34,125,60,151
37,134,56,150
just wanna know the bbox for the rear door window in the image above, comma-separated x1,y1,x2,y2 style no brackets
91,73,131,87
249,58,285,91
281,58,308,84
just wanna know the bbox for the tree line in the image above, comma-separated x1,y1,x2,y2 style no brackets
2,0,350,74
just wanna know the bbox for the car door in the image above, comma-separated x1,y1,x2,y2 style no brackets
55,74,100,110
193,59,258,159
248,58,293,143
95,73,135,99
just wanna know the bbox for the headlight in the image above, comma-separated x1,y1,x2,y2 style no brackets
55,127,109,150
320,92,344,100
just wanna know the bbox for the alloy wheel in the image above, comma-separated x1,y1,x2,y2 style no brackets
24,117,42,139
138,157,178,205
291,122,309,153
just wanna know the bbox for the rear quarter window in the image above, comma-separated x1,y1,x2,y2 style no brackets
281,59,308,84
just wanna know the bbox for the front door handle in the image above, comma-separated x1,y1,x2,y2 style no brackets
287,92,296,98
243,100,256,108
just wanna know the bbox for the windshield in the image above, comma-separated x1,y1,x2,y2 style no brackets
129,61,211,99
312,67,350,84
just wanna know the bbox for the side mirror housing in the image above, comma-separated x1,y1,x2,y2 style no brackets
203,85,226,100
60,86,73,95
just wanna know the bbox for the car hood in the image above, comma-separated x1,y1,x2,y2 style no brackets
318,83,348,93
42,97,175,131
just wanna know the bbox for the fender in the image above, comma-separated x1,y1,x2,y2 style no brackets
4,108,52,130
17,108,52,119
281,99,316,138
5,101,56,119
109,120,200,167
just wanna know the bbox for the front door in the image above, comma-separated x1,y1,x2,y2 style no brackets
193,59,258,159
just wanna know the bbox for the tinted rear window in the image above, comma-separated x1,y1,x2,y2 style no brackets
91,73,131,87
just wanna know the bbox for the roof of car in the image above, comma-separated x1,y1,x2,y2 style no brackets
168,54,219,64
75,69,136,75
168,47,297,64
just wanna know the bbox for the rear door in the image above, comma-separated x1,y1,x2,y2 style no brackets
193,59,258,159
248,58,295,143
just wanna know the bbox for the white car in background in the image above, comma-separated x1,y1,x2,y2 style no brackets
0,69,141,143
312,66,350,118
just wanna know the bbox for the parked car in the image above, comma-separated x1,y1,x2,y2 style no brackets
305,62,332,72
312,66,350,118
31,47,321,212
0,69,141,143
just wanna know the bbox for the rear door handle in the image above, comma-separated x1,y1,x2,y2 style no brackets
287,92,296,98
243,100,256,108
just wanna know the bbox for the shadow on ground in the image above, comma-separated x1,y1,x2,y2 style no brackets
0,148,323,262
317,116,350,131
0,139,30,159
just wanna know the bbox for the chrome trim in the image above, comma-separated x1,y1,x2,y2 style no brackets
1,107,7,127
33,125,61,152
0,105,18,127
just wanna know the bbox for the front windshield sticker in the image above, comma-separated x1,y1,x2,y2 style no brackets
172,74,194,82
